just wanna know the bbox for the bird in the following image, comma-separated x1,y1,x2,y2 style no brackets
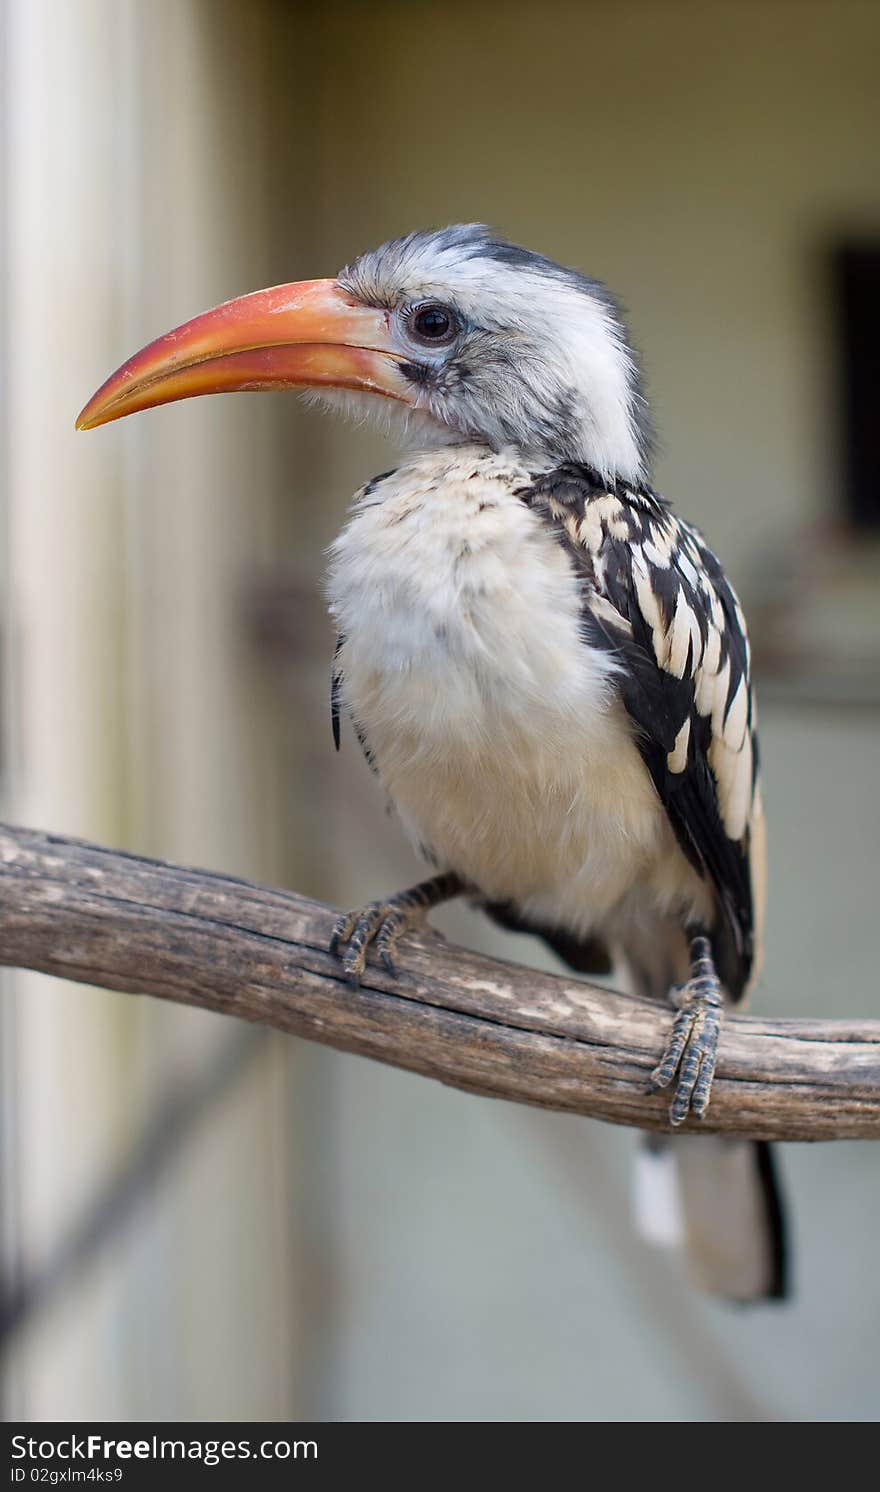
77,223,787,1301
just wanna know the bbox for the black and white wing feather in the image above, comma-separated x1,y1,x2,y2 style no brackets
522,467,763,1000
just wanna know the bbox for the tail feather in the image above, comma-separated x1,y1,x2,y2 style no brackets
636,1134,788,1302
501,919,790,1302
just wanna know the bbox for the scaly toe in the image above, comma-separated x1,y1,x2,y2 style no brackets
670,1062,700,1126
650,991,723,1125
376,918,408,977
690,1048,717,1120
646,1008,693,1093
328,909,356,957
667,1009,720,1125
330,903,385,983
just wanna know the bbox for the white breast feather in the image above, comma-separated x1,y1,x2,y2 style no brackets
327,446,710,939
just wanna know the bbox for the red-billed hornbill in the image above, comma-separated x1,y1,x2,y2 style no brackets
78,225,786,1301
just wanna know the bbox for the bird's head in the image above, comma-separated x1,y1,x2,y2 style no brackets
77,224,651,484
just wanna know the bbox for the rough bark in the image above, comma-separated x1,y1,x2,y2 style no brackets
0,823,877,1140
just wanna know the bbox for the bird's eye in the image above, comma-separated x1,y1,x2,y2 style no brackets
408,302,459,346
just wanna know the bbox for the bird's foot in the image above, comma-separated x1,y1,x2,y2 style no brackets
647,934,723,1126
329,872,463,984
329,896,418,983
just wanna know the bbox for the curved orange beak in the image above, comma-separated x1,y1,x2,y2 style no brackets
76,279,411,431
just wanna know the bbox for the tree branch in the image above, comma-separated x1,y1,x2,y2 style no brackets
0,823,877,1141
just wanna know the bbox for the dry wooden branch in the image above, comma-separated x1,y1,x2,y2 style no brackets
0,823,878,1141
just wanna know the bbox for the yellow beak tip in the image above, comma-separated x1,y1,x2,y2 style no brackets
75,405,104,432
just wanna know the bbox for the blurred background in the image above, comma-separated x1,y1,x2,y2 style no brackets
1,0,878,1423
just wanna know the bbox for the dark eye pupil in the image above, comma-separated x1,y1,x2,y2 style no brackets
413,305,454,341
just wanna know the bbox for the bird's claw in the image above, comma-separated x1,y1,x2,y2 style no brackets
329,897,416,984
647,978,723,1126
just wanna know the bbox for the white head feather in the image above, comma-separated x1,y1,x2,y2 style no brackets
333,224,652,484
